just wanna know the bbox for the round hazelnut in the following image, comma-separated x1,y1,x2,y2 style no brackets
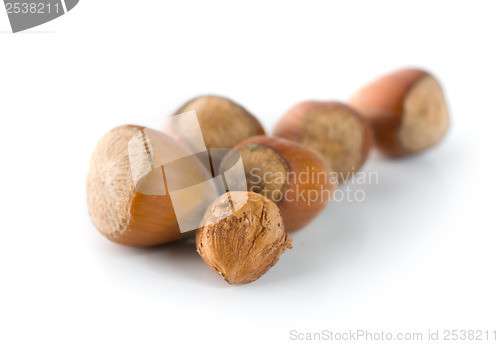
196,191,292,285
348,68,450,157
169,95,265,149
273,101,372,182
220,136,336,232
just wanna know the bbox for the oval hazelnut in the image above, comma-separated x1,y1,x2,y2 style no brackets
87,125,216,247
349,68,449,157
221,136,336,232
274,101,372,182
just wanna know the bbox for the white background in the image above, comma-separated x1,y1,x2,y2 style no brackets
1,1,499,343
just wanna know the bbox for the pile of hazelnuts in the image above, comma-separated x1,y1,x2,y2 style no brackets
87,68,450,285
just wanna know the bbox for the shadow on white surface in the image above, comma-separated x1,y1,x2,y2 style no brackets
144,238,226,287
251,145,457,287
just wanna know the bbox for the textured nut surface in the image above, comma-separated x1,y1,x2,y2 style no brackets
172,95,265,149
87,125,215,247
399,75,449,153
226,136,336,232
196,191,292,285
87,125,143,240
274,101,372,181
349,68,449,157
301,106,368,179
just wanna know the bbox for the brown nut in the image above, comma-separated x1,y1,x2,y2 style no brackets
168,95,265,148
348,68,450,157
87,125,216,247
273,101,372,182
221,136,336,232
196,191,292,285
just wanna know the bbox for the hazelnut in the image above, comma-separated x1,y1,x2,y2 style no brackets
349,68,450,157
87,125,217,247
163,95,265,171
273,101,372,181
220,136,336,232
167,94,264,146
196,191,292,285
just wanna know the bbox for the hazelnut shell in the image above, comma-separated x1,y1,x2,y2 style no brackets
273,100,373,180
231,136,336,232
170,95,265,149
196,191,292,285
349,68,449,157
87,125,214,247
